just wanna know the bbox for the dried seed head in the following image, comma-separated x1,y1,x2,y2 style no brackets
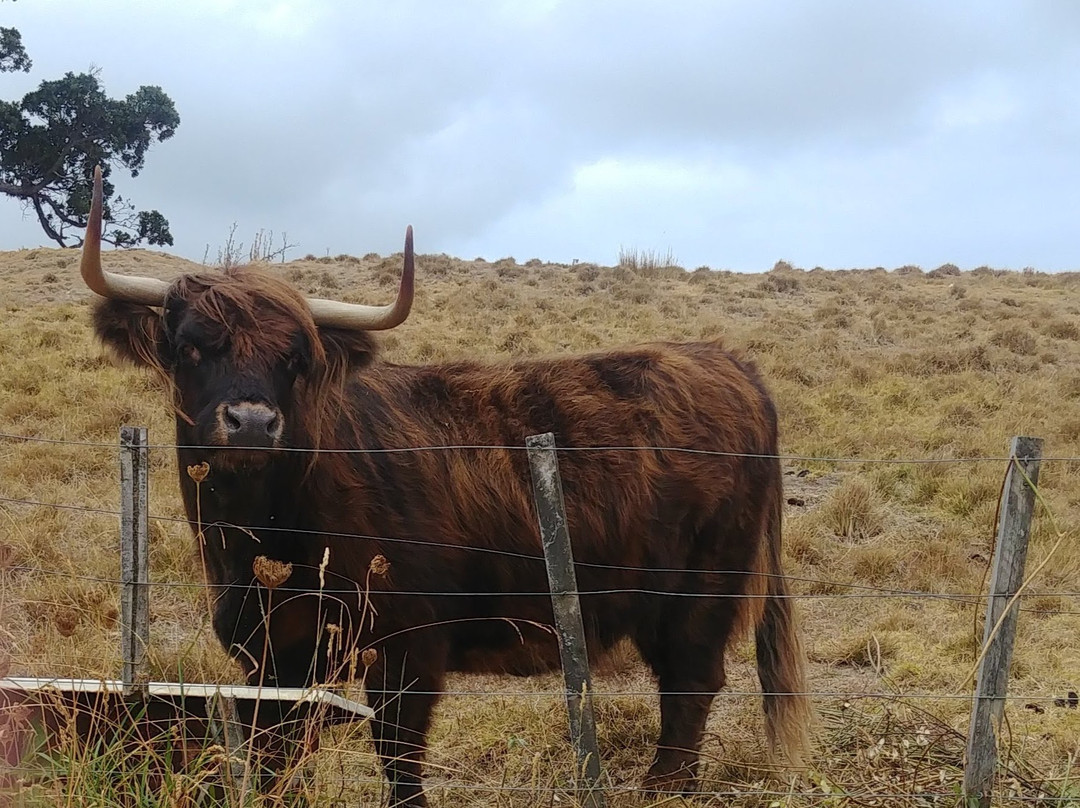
326,623,341,636
369,554,390,576
318,545,330,589
53,608,79,638
253,555,292,589
205,744,227,768
186,462,210,483
362,648,378,667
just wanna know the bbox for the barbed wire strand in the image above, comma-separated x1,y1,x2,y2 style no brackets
4,429,1080,464
0,768,1071,803
6,563,1080,615
3,495,1079,613
2,672,1075,703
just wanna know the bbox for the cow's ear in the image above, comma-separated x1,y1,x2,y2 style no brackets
91,298,167,370
317,328,378,372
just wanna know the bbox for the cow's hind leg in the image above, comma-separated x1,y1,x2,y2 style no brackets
366,641,445,807
636,593,738,794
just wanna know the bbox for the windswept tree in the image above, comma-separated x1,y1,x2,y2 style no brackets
0,18,179,247
0,23,30,73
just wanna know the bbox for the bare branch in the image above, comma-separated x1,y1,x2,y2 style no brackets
29,194,68,246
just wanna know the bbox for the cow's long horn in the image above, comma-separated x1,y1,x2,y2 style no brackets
304,226,415,330
80,166,169,305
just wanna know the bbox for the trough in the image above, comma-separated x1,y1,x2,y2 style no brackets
0,675,373,796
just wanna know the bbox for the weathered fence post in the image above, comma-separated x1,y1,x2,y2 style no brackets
207,691,249,800
526,432,606,808
963,435,1043,808
119,425,150,696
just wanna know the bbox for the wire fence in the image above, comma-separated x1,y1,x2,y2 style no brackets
2,428,1078,807
8,428,1080,462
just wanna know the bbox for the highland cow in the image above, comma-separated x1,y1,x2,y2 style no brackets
78,166,810,806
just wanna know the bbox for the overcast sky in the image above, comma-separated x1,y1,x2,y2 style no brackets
4,0,1080,271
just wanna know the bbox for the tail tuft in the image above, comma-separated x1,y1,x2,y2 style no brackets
755,479,813,770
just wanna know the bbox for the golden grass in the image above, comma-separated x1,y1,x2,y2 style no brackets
1,247,1079,805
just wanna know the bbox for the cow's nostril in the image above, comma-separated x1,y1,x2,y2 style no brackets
222,403,281,443
224,406,243,433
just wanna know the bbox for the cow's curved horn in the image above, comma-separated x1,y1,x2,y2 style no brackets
304,226,415,331
80,166,169,305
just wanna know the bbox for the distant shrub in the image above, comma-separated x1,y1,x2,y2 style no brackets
991,325,1037,355
1043,319,1080,341
758,273,801,294
813,301,850,328
819,477,885,542
613,279,652,304
894,265,923,276
927,263,961,278
575,265,600,283
618,245,680,272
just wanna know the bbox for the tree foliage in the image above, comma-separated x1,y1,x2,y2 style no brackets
0,16,179,247
0,26,30,73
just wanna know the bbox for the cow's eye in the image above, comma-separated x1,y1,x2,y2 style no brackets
178,343,201,365
286,353,305,374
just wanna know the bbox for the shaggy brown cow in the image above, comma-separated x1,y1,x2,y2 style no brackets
78,167,811,806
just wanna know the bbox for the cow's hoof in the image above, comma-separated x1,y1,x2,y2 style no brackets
641,766,698,796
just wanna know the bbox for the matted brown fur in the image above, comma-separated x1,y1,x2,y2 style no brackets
88,262,811,806
171,268,327,369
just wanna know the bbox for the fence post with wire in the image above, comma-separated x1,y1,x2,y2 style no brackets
119,424,150,697
963,436,1043,808
527,431,606,808
4,428,1080,804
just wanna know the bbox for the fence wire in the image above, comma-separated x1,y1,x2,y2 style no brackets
6,563,1080,616
5,428,1080,463
1,668,1075,703
2,493,1078,616
2,428,1077,806
0,769,1073,802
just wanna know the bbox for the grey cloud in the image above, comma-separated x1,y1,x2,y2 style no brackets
1,0,1078,270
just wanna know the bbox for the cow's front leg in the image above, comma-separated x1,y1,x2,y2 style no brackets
365,639,446,807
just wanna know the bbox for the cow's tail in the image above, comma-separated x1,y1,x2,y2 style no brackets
753,466,813,772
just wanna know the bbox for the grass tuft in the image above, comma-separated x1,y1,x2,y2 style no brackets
1,247,1078,806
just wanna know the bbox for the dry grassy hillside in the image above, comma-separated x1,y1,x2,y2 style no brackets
1,245,1078,806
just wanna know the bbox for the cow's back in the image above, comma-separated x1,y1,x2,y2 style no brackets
317,339,780,674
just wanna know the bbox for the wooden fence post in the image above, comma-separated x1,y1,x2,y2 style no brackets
119,425,150,696
207,692,249,800
526,432,606,808
963,435,1043,808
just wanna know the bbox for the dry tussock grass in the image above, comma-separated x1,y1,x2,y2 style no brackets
1,247,1079,805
